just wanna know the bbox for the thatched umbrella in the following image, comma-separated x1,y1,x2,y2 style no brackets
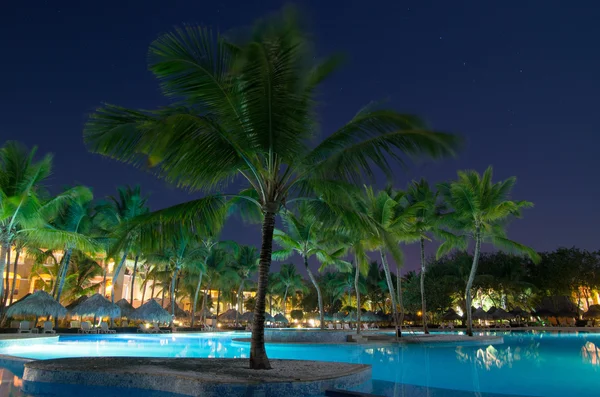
509,307,530,317
274,313,289,324
218,308,241,322
489,307,514,320
240,311,254,322
583,305,600,319
115,299,135,318
130,299,172,323
165,302,189,318
344,311,358,322
264,312,274,322
472,307,490,320
65,295,88,311
441,309,462,321
194,307,215,318
534,308,556,317
70,293,120,319
361,311,379,322
6,290,67,319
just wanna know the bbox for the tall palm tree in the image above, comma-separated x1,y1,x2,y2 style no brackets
234,246,258,323
273,264,305,316
273,204,350,329
437,166,539,336
83,8,458,368
405,179,455,333
51,190,98,302
96,185,149,303
0,141,96,301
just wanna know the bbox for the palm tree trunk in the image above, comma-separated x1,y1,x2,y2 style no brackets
465,226,482,337
170,265,180,322
191,271,203,328
200,283,210,326
141,279,147,305
282,287,288,316
396,264,405,332
354,258,361,335
3,247,11,307
379,250,399,339
129,255,139,304
304,257,324,330
161,287,165,307
216,288,221,318
249,208,276,370
151,276,156,299
55,248,73,302
8,248,20,306
236,281,244,325
420,237,428,334
111,251,128,303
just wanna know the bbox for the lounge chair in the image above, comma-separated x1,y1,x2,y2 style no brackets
335,323,342,330
439,322,446,329
99,322,116,334
327,324,334,330
370,323,379,330
343,323,351,330
69,320,81,329
10,320,19,329
362,323,369,331
121,320,129,327
137,324,153,333
79,321,97,334
18,321,31,333
586,320,593,327
42,321,56,334
152,323,171,333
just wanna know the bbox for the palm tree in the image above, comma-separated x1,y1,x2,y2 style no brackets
273,204,350,329
96,185,149,303
83,8,458,368
437,166,539,336
51,190,98,302
234,246,258,324
273,264,305,316
0,141,96,302
405,179,455,333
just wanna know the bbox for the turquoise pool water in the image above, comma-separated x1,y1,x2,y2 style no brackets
0,331,598,396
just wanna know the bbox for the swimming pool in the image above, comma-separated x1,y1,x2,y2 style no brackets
0,331,598,396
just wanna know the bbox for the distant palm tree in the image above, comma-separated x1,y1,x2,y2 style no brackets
83,8,458,368
273,264,306,316
234,246,258,324
273,204,350,329
437,166,539,336
0,141,96,301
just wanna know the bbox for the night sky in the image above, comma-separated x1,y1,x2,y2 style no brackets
1,1,598,274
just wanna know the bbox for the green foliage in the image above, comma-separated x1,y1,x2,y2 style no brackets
290,309,304,321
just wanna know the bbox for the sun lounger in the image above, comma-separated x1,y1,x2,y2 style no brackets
362,323,369,330
370,323,379,330
79,321,97,334
152,323,171,334
335,323,342,330
42,321,56,334
10,321,19,329
328,324,334,330
99,322,116,334
18,321,31,333
343,324,351,330
137,324,153,333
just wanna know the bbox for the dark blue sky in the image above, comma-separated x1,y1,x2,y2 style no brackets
1,1,598,273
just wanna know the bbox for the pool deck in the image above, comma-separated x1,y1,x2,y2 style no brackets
22,357,372,397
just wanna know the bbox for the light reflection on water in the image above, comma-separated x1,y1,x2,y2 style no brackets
0,331,599,396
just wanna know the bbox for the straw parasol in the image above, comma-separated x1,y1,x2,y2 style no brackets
344,311,358,322
274,313,289,324
70,293,121,319
130,299,172,323
489,307,514,320
361,311,379,322
583,305,600,319
65,295,88,311
441,309,462,321
509,307,530,317
6,290,67,319
534,308,556,317
115,299,135,318
194,307,215,318
240,311,253,322
165,302,189,318
472,307,490,320
218,308,241,322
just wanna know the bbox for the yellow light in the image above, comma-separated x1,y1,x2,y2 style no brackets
308,319,315,327
417,311,422,316
217,323,222,328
